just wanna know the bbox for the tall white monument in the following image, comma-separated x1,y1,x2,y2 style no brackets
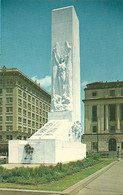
9,6,86,164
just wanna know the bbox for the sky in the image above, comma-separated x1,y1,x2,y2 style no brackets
1,0,123,130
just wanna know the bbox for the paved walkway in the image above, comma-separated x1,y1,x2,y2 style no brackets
77,159,123,195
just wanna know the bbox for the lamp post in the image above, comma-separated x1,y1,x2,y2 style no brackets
97,117,98,153
117,146,120,158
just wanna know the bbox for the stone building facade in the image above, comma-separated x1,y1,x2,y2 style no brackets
0,66,51,154
83,81,123,154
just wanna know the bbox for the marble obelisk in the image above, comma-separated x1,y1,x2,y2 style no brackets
9,6,86,164
49,6,81,123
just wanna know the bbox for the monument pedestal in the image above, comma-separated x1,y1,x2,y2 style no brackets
9,139,86,164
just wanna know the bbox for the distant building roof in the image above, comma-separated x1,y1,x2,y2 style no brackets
85,80,123,90
0,66,51,97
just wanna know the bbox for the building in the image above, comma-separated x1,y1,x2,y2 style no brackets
83,81,123,155
0,66,51,154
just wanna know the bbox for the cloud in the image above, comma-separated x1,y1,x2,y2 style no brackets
31,75,51,92
81,80,88,88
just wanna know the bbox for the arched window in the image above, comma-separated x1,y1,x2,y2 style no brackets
109,138,116,151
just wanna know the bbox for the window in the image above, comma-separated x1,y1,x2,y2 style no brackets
0,135,2,140
6,116,13,122
6,97,13,103
32,97,35,104
32,105,35,111
121,89,123,96
36,107,39,113
6,126,13,131
40,116,42,122
18,99,22,106
18,107,22,114
23,101,27,108
92,142,97,150
28,112,31,118
36,115,38,121
6,88,13,93
28,95,31,102
6,79,13,85
17,135,22,140
32,121,35,128
109,104,116,121
36,100,38,106
23,119,26,124
7,135,13,140
0,80,2,84
28,120,31,126
92,106,97,122
23,92,27,99
32,129,35,134
18,126,22,132
23,110,26,116
92,126,97,133
92,92,97,97
0,98,2,105
23,127,27,132
0,126,2,131
28,103,31,110
121,105,123,121
18,117,22,123
36,122,38,128
6,107,13,113
0,116,2,122
28,128,31,134
110,90,115,96
110,126,115,131
18,89,22,96
32,113,35,119
0,107,2,113
0,89,2,94
121,143,123,149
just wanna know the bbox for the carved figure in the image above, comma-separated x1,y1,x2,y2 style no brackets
52,41,72,111
69,121,82,141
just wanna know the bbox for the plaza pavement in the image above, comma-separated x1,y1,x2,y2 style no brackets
76,159,123,195
0,160,122,195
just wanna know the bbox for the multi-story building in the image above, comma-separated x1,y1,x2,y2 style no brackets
83,81,123,154
0,66,51,154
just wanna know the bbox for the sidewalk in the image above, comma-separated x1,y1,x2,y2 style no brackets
76,159,123,195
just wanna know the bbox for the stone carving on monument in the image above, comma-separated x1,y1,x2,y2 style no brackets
52,41,72,112
69,121,82,142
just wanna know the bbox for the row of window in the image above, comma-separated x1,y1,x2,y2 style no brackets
92,104,123,122
18,107,48,117
0,88,13,94
92,125,118,133
0,79,13,85
18,97,50,111
0,135,27,141
92,89,123,97
0,124,43,132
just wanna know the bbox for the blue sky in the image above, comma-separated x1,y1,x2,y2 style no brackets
1,0,123,129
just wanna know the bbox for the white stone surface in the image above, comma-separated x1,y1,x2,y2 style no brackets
9,140,86,164
51,6,81,122
9,6,86,164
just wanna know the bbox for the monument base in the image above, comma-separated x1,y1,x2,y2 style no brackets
9,139,86,164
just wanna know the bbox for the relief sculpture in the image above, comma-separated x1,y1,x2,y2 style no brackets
52,41,72,111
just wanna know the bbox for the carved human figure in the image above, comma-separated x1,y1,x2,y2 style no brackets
52,41,72,111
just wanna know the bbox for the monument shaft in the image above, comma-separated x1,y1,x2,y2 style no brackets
51,6,81,122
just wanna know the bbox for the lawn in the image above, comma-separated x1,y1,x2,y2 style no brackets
0,155,115,191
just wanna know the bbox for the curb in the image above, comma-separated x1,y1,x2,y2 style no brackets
62,160,117,195
0,161,118,195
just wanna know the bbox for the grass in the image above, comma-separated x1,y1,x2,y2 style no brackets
0,159,115,191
